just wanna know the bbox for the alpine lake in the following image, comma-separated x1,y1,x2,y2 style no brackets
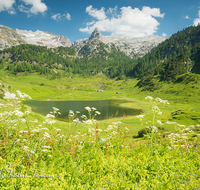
24,99,141,121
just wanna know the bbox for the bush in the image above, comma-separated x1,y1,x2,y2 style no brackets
138,126,166,137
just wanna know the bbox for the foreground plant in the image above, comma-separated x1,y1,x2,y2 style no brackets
0,84,200,189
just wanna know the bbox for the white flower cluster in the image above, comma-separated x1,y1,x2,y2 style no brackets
4,92,16,99
145,96,170,105
152,106,162,115
16,90,32,100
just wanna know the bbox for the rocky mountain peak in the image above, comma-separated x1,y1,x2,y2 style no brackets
89,27,106,43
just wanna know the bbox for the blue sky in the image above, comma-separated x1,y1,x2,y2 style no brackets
0,0,200,43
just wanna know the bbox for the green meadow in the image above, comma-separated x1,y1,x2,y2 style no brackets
1,72,200,189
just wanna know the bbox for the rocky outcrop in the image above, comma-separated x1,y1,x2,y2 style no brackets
72,27,166,58
0,24,166,58
0,25,26,49
16,29,71,48
0,25,71,50
89,27,106,43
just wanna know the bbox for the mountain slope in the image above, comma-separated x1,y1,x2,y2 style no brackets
72,27,166,58
130,25,200,91
0,25,71,50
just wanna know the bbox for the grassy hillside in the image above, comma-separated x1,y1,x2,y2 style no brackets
1,72,200,189
1,25,200,189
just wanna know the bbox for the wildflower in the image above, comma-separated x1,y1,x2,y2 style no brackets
84,106,91,111
68,139,72,141
42,146,51,149
145,96,154,101
81,115,87,119
157,120,163,125
92,107,96,111
155,97,162,102
112,131,118,135
73,118,80,123
162,100,170,104
96,129,102,132
85,119,96,125
4,92,16,99
41,128,49,130
152,126,158,132
76,111,80,114
136,115,145,119
177,124,186,128
45,114,55,118
95,111,101,115
16,90,31,99
25,111,30,115
45,119,56,124
52,107,59,112
56,128,61,132
47,155,52,157
14,110,24,117
21,118,26,123
152,106,161,113
30,150,35,154
107,125,113,131
43,132,50,138
68,110,74,118
125,127,129,131
22,146,29,150
166,121,177,124
41,149,48,152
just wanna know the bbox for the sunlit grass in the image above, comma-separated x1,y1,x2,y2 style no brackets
1,80,200,189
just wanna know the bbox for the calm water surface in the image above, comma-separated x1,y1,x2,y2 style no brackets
25,99,141,121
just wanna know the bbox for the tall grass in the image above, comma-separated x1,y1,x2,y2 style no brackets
0,81,200,189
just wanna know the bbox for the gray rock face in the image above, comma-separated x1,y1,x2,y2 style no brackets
0,25,26,49
89,27,106,43
72,28,166,58
16,29,71,48
0,25,71,50
0,24,166,58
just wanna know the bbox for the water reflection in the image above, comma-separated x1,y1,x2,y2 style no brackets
24,99,141,121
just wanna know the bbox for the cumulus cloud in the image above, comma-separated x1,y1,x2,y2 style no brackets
0,0,16,14
80,5,165,38
162,32,167,37
185,15,190,19
194,10,200,26
18,0,47,16
51,12,71,21
64,13,71,20
51,13,62,21
86,5,107,20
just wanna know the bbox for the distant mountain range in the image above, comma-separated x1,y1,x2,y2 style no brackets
0,24,166,58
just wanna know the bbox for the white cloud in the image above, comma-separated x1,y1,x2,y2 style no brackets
19,0,47,16
0,0,16,14
64,13,71,20
86,5,107,20
51,12,71,21
80,5,165,38
185,15,190,19
193,10,200,26
51,13,62,21
194,18,200,26
162,32,167,37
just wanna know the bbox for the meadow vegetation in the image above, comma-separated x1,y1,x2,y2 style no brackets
1,24,200,189
1,71,200,189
